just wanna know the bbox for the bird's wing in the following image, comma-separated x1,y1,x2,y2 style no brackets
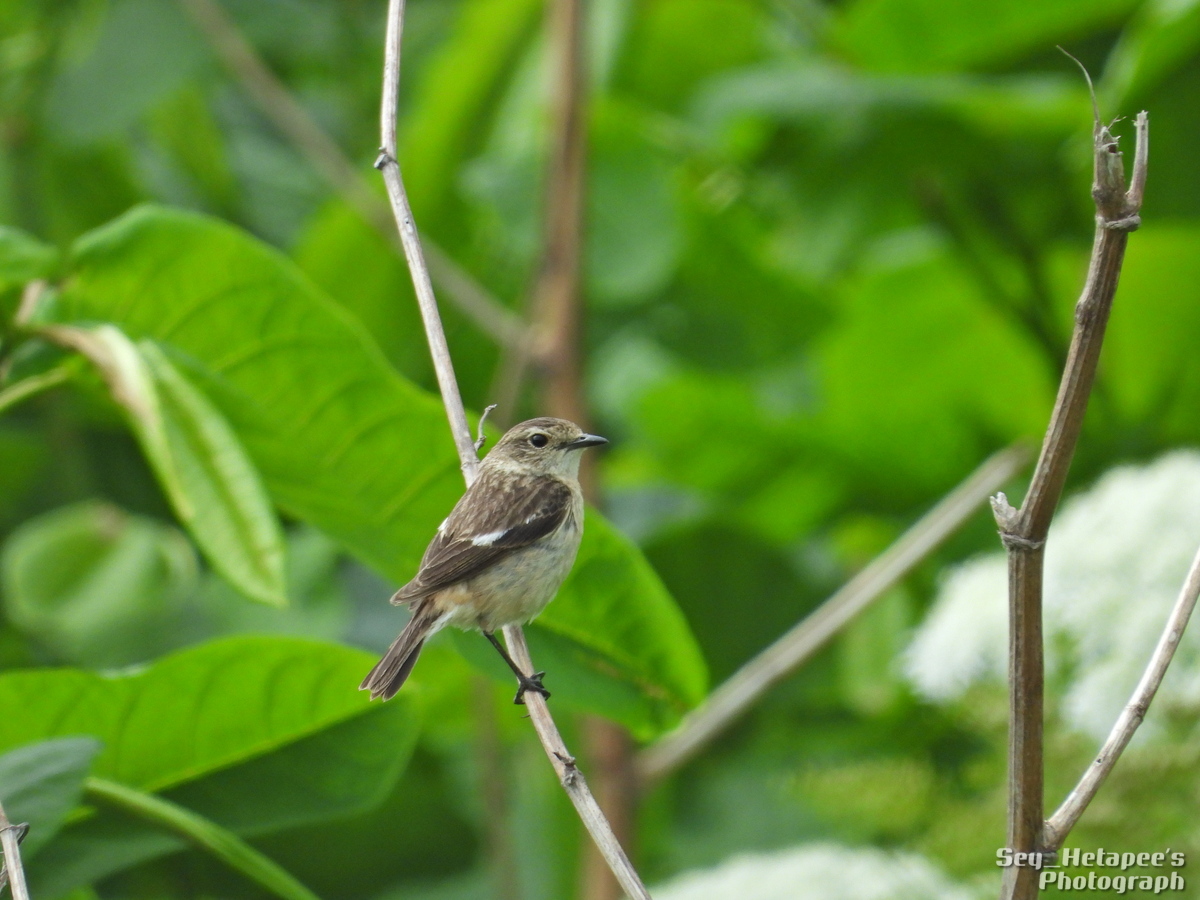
392,471,575,603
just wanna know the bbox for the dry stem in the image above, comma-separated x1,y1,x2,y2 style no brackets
0,802,30,900
376,2,651,896
993,111,1148,900
638,443,1030,784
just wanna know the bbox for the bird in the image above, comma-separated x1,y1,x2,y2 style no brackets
360,417,607,704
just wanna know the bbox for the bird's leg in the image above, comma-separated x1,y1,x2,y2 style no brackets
483,630,550,705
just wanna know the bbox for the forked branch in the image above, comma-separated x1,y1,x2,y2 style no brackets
375,2,651,897
993,110,1148,900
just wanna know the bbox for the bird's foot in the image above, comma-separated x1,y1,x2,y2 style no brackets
513,671,550,705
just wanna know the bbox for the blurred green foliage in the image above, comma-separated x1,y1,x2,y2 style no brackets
2,0,1200,898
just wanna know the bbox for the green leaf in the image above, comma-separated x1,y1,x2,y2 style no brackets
41,324,287,607
1102,0,1200,107
42,205,707,734
584,102,684,306
139,340,287,607
0,737,100,856
810,238,1053,497
44,0,205,145
0,226,58,296
44,206,461,585
832,0,1140,73
619,0,768,111
0,635,415,794
1,500,196,666
400,0,543,226
530,513,708,736
291,201,431,383
693,63,1084,142
1087,225,1200,444
30,706,416,897
84,777,319,900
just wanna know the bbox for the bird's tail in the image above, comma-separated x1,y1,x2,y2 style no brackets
359,603,444,700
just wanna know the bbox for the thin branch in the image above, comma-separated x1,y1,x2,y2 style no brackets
377,0,478,482
1043,541,1200,851
501,628,651,900
992,110,1148,900
179,0,526,351
637,443,1030,784
474,403,498,452
0,801,30,900
375,4,652,897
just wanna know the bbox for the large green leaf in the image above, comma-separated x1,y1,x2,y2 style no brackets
0,227,59,296
809,239,1054,497
41,325,287,607
0,737,100,856
29,708,416,898
535,512,707,735
0,635,415,794
832,0,1139,72
39,205,708,733
1,500,195,666
42,205,462,584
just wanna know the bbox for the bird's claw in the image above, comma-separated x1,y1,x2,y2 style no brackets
513,671,550,705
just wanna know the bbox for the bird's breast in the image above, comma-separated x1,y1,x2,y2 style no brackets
444,511,583,632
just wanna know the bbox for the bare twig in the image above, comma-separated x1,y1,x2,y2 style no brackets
0,802,31,900
638,443,1030,783
377,0,477,480
993,109,1148,900
375,3,651,897
1043,541,1200,850
474,403,498,452
179,0,526,351
521,3,639,895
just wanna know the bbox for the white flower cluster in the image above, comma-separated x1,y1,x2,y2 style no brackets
652,844,979,900
652,843,977,900
905,451,1200,738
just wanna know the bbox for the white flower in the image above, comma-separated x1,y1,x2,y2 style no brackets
652,843,978,900
904,451,1200,738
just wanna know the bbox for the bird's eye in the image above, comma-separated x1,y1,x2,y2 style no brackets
529,433,549,448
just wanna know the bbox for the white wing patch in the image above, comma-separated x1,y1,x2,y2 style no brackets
471,529,510,547
437,518,449,534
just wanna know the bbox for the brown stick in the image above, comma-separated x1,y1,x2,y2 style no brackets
375,3,651,897
1043,541,1200,851
993,110,1148,900
637,443,1030,784
521,2,640,895
179,0,526,351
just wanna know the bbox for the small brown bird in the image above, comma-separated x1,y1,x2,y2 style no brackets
360,417,607,703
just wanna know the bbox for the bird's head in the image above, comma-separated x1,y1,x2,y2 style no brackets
485,417,608,478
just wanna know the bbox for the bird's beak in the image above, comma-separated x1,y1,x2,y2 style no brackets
566,433,608,450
